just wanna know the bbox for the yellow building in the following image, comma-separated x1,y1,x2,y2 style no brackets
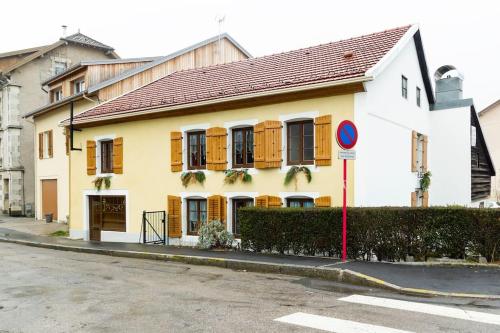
25,34,250,223
63,26,416,244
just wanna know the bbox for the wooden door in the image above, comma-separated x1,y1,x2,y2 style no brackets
89,196,102,241
41,179,58,220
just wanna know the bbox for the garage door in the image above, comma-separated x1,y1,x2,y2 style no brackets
41,179,58,220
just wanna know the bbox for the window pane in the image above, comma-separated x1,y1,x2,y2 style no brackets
304,135,314,150
234,130,243,165
289,135,300,162
303,122,313,136
200,200,207,222
289,123,300,137
304,148,314,161
303,200,314,208
289,200,301,208
200,134,206,166
246,129,254,164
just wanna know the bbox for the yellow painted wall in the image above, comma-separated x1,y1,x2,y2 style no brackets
69,94,355,241
35,98,97,221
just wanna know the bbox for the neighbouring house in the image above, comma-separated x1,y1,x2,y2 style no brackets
63,25,494,244
24,33,251,222
479,99,500,201
0,32,118,216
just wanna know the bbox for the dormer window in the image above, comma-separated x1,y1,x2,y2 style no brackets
51,88,63,102
73,78,85,94
54,61,67,75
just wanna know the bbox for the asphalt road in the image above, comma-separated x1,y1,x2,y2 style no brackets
1,242,499,333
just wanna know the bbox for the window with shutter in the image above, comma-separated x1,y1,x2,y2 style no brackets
38,133,44,159
186,198,207,235
170,132,183,172
188,131,206,170
314,196,331,207
167,195,182,238
315,115,331,166
253,121,282,169
207,195,227,224
411,191,417,207
255,195,269,208
113,137,123,174
411,130,418,172
206,127,227,171
86,140,97,175
287,198,314,207
287,120,314,165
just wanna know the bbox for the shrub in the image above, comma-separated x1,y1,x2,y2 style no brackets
239,207,500,262
198,220,235,249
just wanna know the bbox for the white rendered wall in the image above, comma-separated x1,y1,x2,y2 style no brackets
429,106,471,205
354,37,431,206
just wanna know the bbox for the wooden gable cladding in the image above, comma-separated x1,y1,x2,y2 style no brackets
86,140,97,175
206,127,227,171
254,121,282,169
314,196,331,207
170,131,183,172
207,195,227,223
411,130,418,172
314,115,332,166
167,195,182,238
113,137,123,174
255,195,282,208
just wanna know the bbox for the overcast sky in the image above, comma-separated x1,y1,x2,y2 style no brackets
2,0,498,110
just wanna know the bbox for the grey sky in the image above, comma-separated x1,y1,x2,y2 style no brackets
2,0,498,109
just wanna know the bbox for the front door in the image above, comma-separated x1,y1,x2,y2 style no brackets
41,179,58,220
89,196,102,241
232,198,254,236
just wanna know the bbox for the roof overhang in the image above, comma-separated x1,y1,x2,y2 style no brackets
62,76,370,127
24,91,87,118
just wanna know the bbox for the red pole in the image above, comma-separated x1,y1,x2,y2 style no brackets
342,158,347,262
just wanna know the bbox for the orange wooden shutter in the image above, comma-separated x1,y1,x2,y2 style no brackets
315,115,332,166
411,131,418,172
48,130,53,158
65,128,70,156
268,196,282,208
422,135,428,172
86,140,96,175
422,191,429,207
255,195,269,207
254,122,266,168
113,137,123,174
207,195,227,224
264,121,282,168
167,195,182,238
170,131,183,172
315,196,331,207
411,191,417,207
206,127,227,171
38,133,43,159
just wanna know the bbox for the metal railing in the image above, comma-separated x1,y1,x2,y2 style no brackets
142,210,166,245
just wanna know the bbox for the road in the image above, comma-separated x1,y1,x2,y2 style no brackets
0,242,499,333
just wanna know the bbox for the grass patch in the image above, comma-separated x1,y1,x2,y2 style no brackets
50,230,69,237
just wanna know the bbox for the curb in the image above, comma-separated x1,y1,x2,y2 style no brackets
1,237,499,300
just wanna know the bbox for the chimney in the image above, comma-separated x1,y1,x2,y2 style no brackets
434,65,464,103
61,25,68,38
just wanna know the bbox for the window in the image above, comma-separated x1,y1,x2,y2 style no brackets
54,61,67,75
232,198,253,236
187,199,207,235
73,78,85,94
232,127,254,168
51,88,63,102
38,130,53,159
287,120,314,165
401,75,408,99
100,140,114,173
287,198,314,208
416,87,421,107
188,131,206,169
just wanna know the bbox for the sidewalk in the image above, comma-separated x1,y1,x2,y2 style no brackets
1,226,499,299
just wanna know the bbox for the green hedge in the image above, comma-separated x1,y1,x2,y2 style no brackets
239,207,500,262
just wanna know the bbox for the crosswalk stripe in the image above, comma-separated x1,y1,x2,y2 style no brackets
339,295,500,326
274,312,414,333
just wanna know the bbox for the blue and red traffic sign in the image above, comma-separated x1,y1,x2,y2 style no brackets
336,120,358,150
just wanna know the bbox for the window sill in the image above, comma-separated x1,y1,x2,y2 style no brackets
279,164,319,174
228,167,259,175
96,173,114,178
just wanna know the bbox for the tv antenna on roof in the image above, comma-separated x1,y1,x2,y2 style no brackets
215,14,226,63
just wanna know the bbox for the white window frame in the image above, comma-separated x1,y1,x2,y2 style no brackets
94,134,116,177
279,192,319,207
224,192,258,236
179,192,211,243
224,119,259,174
180,123,210,174
54,61,67,75
53,89,63,102
279,111,319,173
74,79,85,94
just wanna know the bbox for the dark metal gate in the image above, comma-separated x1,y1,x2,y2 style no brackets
142,211,166,245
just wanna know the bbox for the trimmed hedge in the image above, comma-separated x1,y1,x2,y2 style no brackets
239,207,500,262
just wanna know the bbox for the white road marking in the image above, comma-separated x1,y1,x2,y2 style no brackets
274,312,414,333
339,295,500,326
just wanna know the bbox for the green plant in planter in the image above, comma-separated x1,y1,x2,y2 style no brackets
181,171,206,187
93,176,111,191
224,169,252,184
284,166,312,189
420,171,432,192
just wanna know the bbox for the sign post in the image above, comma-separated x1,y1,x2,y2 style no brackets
336,120,358,262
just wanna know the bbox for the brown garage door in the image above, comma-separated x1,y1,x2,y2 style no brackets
41,179,58,220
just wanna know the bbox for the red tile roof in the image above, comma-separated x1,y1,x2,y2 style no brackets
73,25,411,123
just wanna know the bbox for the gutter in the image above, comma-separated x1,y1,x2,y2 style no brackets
65,75,372,126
